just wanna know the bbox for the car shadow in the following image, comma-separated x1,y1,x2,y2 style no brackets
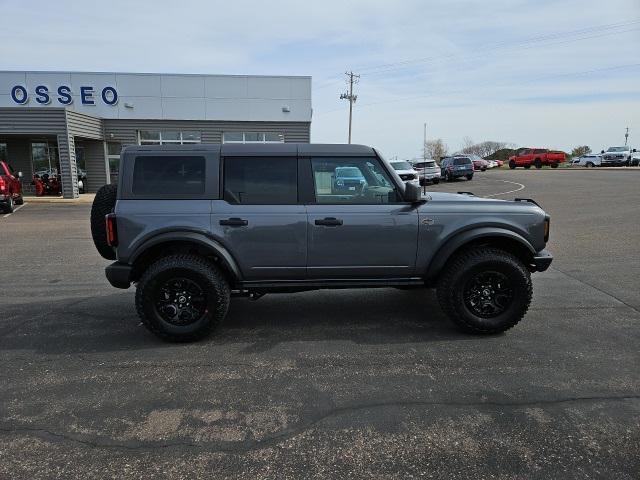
0,288,479,355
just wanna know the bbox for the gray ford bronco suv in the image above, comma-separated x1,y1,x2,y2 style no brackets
90,143,552,342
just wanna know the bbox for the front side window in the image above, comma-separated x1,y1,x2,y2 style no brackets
224,157,297,204
311,157,400,204
132,156,205,195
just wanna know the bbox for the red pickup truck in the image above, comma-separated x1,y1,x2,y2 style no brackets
0,160,24,213
508,148,566,169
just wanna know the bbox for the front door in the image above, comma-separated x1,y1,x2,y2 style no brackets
210,155,307,280
305,155,419,278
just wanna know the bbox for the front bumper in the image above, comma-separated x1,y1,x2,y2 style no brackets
105,262,133,289
532,249,553,272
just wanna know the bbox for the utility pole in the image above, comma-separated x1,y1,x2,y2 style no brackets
624,127,629,146
423,123,427,160
340,71,359,143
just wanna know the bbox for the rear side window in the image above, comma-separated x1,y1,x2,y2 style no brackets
132,156,205,195
224,157,297,204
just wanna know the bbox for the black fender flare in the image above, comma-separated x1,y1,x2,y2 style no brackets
424,227,536,281
129,231,242,281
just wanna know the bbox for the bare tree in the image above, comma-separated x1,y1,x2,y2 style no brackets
459,139,512,158
425,139,449,160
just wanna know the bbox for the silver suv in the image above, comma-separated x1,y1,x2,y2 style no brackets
91,143,552,342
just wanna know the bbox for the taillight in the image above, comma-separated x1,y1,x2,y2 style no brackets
0,177,5,192
105,213,118,247
544,216,550,242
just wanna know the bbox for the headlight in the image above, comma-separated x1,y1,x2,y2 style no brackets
336,180,344,186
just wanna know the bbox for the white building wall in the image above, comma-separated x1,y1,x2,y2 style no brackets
0,71,312,122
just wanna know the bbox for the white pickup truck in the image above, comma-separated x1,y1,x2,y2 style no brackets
600,146,640,166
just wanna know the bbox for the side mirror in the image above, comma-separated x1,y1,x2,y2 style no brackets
404,181,422,203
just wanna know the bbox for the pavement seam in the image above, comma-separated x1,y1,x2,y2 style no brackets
1,394,639,453
549,266,640,314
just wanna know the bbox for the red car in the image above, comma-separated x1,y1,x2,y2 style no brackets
508,148,565,169
0,160,24,213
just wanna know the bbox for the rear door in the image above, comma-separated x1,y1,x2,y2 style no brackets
210,153,307,280
303,154,419,278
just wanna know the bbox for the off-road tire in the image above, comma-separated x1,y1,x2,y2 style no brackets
15,195,24,205
550,162,559,168
509,160,516,169
135,254,230,342
466,174,473,180
436,247,532,334
90,184,117,260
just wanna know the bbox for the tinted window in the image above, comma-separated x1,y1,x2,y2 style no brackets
132,156,205,195
311,157,399,204
454,158,472,166
224,157,297,204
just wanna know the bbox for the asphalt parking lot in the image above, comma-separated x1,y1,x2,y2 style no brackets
1,169,639,479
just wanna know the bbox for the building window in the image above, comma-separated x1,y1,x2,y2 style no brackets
222,132,285,144
137,131,202,145
107,143,122,184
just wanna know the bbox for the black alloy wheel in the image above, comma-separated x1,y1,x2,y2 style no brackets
463,271,514,318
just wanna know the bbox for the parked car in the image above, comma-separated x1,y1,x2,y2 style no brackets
494,159,504,167
600,146,638,166
90,143,553,342
333,166,366,193
0,160,24,213
572,154,602,168
486,160,498,169
508,148,566,169
412,160,441,185
468,155,488,171
441,156,474,181
390,161,419,185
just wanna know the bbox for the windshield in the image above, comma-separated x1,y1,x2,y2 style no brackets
391,161,413,170
335,167,363,178
607,147,627,152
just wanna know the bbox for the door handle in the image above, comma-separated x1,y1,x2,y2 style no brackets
315,217,343,226
219,217,248,227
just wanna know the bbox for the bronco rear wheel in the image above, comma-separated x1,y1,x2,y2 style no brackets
135,254,230,342
436,247,532,334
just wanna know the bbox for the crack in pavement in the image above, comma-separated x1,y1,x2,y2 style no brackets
2,394,639,453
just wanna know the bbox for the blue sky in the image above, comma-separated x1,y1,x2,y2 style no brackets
1,0,639,158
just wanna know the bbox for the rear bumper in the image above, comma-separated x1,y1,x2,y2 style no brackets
532,249,553,272
105,262,132,289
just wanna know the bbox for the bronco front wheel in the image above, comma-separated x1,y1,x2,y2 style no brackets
436,247,532,334
135,254,230,342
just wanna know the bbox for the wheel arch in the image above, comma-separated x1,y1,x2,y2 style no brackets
424,228,536,284
129,232,242,284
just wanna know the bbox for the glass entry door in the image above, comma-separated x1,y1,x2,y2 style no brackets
31,141,58,176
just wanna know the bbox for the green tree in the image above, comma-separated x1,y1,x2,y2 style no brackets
571,145,591,157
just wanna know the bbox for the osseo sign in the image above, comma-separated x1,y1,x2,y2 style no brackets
10,84,118,106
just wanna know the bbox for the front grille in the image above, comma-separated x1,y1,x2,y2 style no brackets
400,173,416,180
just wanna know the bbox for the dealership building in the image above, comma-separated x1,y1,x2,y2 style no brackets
0,71,312,198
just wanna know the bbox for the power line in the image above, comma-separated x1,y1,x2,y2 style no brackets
353,19,640,77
